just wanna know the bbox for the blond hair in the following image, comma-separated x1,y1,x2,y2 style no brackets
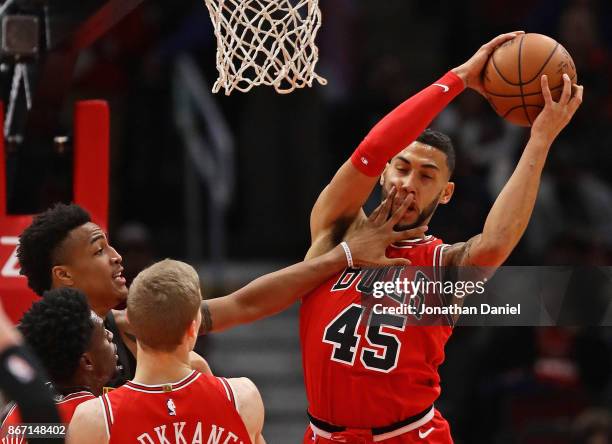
128,259,201,351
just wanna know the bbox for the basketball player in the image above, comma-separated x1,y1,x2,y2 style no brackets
1,287,118,443
17,194,423,385
66,260,264,444
16,203,212,385
301,32,584,442
0,301,62,444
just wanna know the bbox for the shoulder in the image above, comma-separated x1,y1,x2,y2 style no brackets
389,235,442,249
72,398,104,420
225,378,264,438
67,398,107,444
1,403,20,428
389,235,449,265
57,392,97,420
58,392,96,405
226,377,262,407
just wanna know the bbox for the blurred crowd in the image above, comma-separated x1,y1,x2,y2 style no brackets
13,0,612,442
64,0,612,265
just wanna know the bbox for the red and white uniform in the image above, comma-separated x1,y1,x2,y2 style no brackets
301,236,454,443
1,391,95,444
101,370,251,444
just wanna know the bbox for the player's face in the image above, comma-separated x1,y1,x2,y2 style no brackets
86,313,119,393
381,142,454,230
55,222,127,315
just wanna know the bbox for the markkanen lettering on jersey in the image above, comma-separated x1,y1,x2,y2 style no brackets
136,422,244,444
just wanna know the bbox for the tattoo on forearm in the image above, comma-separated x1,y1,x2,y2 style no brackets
461,236,479,264
200,301,213,334
464,239,474,261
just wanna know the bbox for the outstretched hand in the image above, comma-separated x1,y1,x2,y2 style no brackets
452,31,524,96
531,73,583,142
343,187,427,267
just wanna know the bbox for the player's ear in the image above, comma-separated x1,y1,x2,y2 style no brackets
186,318,199,340
80,353,94,371
439,182,455,205
380,163,390,186
51,265,74,288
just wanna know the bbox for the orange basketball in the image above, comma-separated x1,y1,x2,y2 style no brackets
483,33,577,127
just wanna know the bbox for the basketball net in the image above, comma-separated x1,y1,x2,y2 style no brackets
204,0,327,95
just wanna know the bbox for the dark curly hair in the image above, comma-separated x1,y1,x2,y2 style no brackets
18,287,94,385
17,203,90,295
416,128,455,175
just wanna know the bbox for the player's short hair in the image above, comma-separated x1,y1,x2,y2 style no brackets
17,203,91,296
18,287,94,385
416,128,455,174
128,259,201,351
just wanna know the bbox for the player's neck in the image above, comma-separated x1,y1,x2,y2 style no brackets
90,299,114,318
59,373,100,397
132,344,192,385
56,383,97,397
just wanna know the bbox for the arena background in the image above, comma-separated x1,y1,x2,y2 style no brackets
2,0,612,442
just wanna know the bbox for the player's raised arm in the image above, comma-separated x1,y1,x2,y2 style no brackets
309,32,524,253
201,193,427,333
444,74,584,269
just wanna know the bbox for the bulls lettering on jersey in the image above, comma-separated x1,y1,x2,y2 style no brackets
300,236,451,429
1,391,95,444
101,371,251,444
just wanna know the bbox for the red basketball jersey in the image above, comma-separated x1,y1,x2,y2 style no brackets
300,236,452,428
101,371,251,444
1,391,95,444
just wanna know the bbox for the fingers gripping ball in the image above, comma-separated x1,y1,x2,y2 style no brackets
483,33,577,127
